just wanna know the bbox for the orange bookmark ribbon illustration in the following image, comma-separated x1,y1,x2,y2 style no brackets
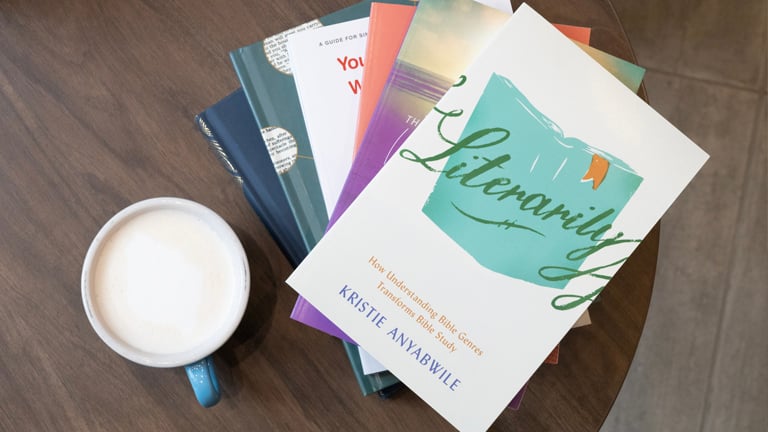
582,154,610,190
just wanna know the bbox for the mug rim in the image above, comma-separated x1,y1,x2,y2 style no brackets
81,197,250,368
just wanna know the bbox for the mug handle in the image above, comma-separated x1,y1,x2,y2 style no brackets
184,356,220,407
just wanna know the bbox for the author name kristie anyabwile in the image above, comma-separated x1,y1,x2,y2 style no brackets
338,284,462,392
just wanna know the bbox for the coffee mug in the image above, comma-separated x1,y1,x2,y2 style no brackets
81,197,250,407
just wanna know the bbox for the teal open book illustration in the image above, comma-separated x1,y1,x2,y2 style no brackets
404,73,643,289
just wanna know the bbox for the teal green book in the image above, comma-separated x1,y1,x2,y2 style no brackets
230,0,416,251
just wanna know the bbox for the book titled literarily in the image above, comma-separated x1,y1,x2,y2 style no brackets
287,4,708,431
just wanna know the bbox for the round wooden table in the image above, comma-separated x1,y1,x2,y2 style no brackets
0,0,658,430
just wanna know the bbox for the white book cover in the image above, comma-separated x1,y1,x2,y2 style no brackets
288,18,370,217
359,347,387,375
288,4,708,431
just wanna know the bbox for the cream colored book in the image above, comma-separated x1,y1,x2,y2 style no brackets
288,4,708,431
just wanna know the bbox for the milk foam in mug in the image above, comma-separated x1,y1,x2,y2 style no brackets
81,197,250,407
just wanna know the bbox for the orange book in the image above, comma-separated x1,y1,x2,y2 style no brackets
551,23,591,46
354,3,416,153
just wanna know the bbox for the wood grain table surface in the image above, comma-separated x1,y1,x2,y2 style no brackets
0,0,659,430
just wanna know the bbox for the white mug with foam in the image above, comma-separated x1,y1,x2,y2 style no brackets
81,197,250,407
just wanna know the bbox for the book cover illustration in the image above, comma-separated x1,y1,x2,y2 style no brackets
288,17,371,217
287,4,707,431
419,74,643,288
353,0,515,152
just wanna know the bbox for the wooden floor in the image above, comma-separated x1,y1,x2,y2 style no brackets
603,0,767,431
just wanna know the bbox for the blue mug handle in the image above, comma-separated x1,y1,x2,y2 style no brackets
184,356,220,407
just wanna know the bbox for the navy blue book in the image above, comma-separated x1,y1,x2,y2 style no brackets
195,88,403,397
195,88,307,267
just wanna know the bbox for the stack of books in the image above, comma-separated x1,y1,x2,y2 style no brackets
196,1,707,430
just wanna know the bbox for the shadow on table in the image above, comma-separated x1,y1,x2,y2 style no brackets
215,226,280,398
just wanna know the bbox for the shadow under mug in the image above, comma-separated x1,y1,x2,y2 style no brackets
81,197,250,407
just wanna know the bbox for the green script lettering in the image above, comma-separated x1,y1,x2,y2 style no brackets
399,89,639,312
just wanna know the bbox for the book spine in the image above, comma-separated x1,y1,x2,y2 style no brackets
195,113,243,185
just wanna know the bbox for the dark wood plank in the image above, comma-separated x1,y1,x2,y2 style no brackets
0,1,658,430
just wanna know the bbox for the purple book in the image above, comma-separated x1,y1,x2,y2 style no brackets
291,296,354,343
508,384,527,410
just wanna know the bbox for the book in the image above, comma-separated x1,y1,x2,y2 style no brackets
287,17,371,218
194,88,402,397
508,385,526,410
291,290,354,343
546,24,591,45
360,345,388,374
354,3,417,152
286,4,708,430
292,1,640,343
574,41,646,92
354,0,517,153
194,88,307,268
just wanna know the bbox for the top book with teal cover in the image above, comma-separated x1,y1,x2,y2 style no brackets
230,0,417,250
